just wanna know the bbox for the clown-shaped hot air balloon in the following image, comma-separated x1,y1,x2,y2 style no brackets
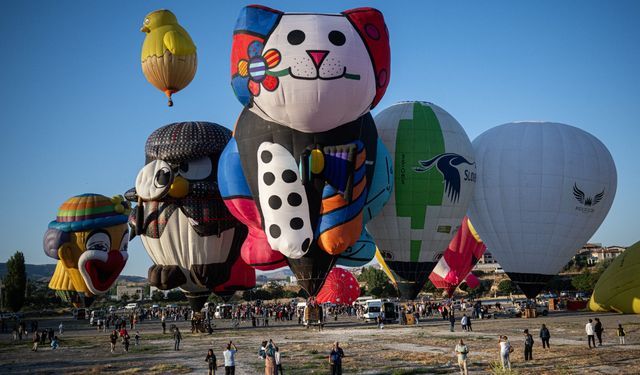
429,216,486,296
140,9,197,106
316,267,360,305
44,194,130,305
368,102,476,299
469,122,617,298
220,5,391,295
126,122,247,310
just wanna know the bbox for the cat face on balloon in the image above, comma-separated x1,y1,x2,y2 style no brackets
231,5,390,133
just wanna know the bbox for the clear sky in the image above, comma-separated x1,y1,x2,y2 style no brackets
1,1,638,277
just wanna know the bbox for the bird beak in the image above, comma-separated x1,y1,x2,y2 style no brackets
140,26,150,33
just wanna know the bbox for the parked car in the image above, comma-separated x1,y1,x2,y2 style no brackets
125,303,139,310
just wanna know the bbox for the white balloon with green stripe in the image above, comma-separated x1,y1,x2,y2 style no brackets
367,101,476,299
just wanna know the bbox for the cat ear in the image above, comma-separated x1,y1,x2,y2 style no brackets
342,8,390,109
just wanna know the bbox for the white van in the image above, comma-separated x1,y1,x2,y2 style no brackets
364,299,399,322
125,302,139,310
214,304,234,319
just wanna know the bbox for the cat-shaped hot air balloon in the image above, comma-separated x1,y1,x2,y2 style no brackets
219,5,391,295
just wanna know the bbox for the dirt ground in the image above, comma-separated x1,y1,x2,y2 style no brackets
1,309,638,374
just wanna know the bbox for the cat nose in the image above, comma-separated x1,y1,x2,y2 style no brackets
307,50,328,68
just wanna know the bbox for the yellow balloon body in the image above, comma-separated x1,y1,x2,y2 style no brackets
589,241,640,314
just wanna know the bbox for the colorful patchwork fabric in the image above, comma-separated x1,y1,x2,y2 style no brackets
49,194,129,232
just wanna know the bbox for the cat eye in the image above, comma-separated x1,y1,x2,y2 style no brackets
287,30,305,45
328,30,346,46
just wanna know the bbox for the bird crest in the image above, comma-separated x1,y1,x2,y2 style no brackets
413,153,475,203
573,183,605,207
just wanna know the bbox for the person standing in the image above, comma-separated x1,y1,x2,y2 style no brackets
454,339,469,375
223,341,238,375
264,339,276,375
523,329,534,361
617,324,626,345
539,324,550,349
274,346,283,375
173,327,182,351
134,331,140,346
123,332,130,352
499,336,512,370
205,348,217,375
460,314,468,332
32,331,40,351
449,311,456,332
594,318,604,346
58,322,64,335
161,314,166,334
51,336,59,350
109,330,118,353
329,341,345,375
586,319,596,348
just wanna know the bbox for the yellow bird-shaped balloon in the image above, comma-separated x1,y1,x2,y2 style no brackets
140,9,197,106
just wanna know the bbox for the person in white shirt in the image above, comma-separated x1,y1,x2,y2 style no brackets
223,341,238,375
586,319,596,348
498,335,512,370
274,346,283,375
454,339,469,375
461,315,469,331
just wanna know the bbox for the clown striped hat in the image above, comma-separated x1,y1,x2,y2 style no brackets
48,193,129,232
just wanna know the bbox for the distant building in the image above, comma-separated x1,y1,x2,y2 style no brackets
116,285,143,301
478,251,498,264
574,243,625,265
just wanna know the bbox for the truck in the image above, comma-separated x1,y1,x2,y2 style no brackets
363,299,399,322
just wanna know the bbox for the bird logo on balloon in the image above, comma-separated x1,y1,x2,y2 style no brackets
413,153,475,203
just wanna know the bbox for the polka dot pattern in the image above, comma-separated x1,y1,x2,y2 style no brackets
316,267,360,305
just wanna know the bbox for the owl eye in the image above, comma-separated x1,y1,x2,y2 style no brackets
86,232,111,252
154,167,172,188
287,30,305,45
177,157,212,180
328,30,346,46
144,18,150,25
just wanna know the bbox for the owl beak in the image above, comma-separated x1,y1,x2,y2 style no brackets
168,176,189,198
140,26,150,33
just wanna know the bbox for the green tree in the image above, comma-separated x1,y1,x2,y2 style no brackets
572,272,596,292
3,251,26,312
120,293,130,303
357,267,395,298
166,289,186,301
497,280,515,295
265,282,285,299
151,290,165,302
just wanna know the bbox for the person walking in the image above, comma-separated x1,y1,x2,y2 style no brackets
586,319,596,348
205,348,217,375
461,314,468,332
58,322,64,335
454,339,469,375
539,324,550,349
51,336,59,350
617,324,626,345
134,331,140,346
275,346,283,375
32,331,40,351
523,329,534,361
329,341,345,375
594,318,604,346
173,327,182,351
223,341,238,375
499,335,512,370
264,339,276,375
161,314,166,334
123,331,130,352
110,329,118,353
449,311,456,332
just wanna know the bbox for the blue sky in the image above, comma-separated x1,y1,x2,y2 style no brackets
1,1,638,277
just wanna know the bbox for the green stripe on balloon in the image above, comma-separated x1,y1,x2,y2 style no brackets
395,102,445,262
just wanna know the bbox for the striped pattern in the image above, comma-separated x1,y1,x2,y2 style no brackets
249,59,266,80
56,194,118,223
263,49,280,68
317,145,367,255
238,60,249,76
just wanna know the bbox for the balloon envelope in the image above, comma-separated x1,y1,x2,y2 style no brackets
368,102,476,299
316,267,361,304
589,241,640,314
468,122,617,298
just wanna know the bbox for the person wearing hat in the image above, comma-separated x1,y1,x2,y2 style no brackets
43,194,131,298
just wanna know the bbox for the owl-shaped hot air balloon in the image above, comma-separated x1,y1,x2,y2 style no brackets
219,5,391,296
140,9,197,106
126,122,247,310
44,194,131,306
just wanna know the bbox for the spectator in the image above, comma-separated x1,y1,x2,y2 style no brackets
498,335,512,370
134,331,140,346
461,314,468,332
539,324,550,349
454,339,469,375
275,346,283,375
329,341,345,375
594,318,604,346
32,331,40,352
265,339,276,375
523,329,534,361
110,329,118,353
586,319,596,348
51,336,59,350
617,323,626,345
173,327,182,351
58,322,64,335
223,341,238,375
205,348,217,375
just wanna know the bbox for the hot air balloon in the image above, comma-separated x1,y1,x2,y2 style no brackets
367,102,476,299
220,5,391,296
468,122,617,299
589,241,640,314
43,194,131,305
316,267,361,305
429,216,486,296
140,9,197,106
126,122,248,310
